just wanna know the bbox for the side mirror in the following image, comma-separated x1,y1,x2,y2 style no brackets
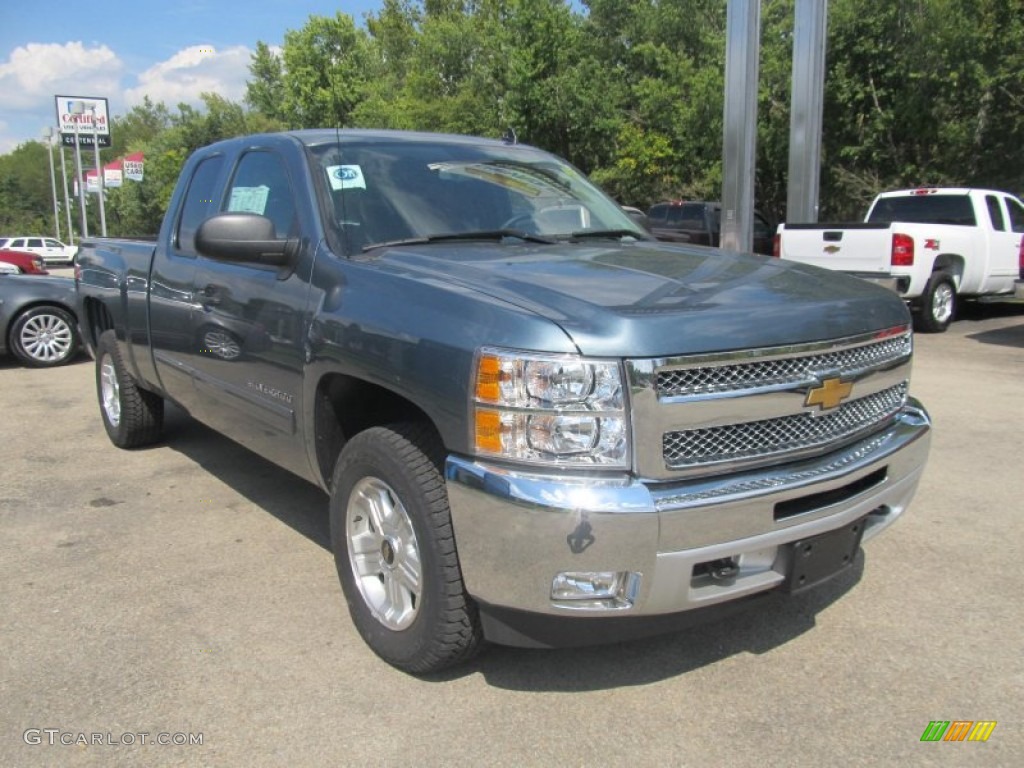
195,213,296,266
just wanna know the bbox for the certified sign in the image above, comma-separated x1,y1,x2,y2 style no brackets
54,95,112,147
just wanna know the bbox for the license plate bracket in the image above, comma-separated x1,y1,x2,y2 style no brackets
782,516,867,593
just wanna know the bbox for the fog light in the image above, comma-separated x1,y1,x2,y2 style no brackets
551,571,640,610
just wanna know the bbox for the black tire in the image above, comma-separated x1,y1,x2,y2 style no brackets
95,330,164,448
915,272,956,333
9,305,79,367
329,424,483,674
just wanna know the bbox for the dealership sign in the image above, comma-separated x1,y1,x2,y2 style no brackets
54,95,111,148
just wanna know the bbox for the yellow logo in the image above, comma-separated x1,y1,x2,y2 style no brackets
805,378,853,410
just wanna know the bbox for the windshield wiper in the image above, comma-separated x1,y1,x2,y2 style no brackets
568,229,647,241
363,229,557,251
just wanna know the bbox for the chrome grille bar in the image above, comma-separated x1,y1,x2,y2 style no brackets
662,382,908,468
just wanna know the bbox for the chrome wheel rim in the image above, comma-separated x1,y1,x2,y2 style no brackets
20,312,73,363
100,354,121,427
932,283,954,324
203,329,242,360
346,477,422,631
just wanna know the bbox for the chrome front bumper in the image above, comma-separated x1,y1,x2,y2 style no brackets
446,400,930,624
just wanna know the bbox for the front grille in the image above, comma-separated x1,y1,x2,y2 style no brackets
657,333,911,398
663,382,908,468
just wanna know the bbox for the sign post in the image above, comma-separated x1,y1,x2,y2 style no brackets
69,101,89,239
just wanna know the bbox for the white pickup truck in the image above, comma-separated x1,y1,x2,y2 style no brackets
774,188,1024,332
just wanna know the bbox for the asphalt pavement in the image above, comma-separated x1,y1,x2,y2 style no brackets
1,300,1022,767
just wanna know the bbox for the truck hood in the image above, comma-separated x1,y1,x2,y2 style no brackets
367,240,910,357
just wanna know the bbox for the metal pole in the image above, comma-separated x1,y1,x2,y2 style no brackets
721,0,761,253
90,106,107,236
70,101,89,239
58,143,74,245
42,127,61,240
787,0,828,222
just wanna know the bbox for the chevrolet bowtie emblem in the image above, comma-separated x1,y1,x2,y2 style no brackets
823,245,841,254
805,377,853,410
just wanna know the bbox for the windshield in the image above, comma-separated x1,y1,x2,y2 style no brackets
308,139,646,253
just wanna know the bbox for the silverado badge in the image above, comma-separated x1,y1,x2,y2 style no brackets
805,377,853,410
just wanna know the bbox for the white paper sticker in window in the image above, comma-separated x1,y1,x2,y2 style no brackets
327,165,366,191
228,186,270,214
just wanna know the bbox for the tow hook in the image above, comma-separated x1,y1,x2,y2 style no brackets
708,557,739,581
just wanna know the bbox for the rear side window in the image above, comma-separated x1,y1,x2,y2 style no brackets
176,155,225,254
648,204,668,224
867,194,976,226
985,195,1005,231
1006,197,1024,234
27,238,43,248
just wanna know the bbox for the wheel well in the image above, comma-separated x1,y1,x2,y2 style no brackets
313,373,441,489
82,298,115,349
931,254,964,288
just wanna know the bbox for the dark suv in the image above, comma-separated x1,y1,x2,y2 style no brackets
646,201,774,255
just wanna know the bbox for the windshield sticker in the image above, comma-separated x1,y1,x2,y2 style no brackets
227,186,270,214
327,165,366,191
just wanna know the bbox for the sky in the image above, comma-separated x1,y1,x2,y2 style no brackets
0,1,387,154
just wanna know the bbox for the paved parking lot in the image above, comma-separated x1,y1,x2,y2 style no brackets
2,301,1022,767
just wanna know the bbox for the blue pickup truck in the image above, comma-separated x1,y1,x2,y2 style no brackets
76,129,932,673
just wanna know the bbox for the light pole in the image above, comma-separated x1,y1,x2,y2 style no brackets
58,135,74,244
69,101,89,239
89,104,107,236
41,127,61,240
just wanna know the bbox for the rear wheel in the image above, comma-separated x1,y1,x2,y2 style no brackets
9,306,79,367
916,272,956,333
329,424,483,674
96,330,164,448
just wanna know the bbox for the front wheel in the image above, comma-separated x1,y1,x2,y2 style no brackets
916,272,956,333
329,424,483,674
96,330,164,448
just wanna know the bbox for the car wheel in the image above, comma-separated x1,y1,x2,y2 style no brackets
916,272,956,333
329,424,483,674
9,305,79,367
96,330,164,448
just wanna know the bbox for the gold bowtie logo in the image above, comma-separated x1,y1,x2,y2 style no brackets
805,377,853,410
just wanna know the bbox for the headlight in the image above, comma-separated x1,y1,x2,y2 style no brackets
472,348,628,468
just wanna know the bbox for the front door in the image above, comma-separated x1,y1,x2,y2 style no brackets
188,147,315,478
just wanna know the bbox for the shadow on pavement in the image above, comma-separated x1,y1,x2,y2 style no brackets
162,403,331,550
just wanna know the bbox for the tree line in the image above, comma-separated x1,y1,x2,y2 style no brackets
2,0,1021,239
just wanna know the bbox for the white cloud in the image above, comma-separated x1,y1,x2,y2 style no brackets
0,42,124,110
124,45,252,107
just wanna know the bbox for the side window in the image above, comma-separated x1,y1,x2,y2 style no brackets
176,155,225,254
648,204,667,225
1005,197,1024,234
985,195,1005,231
10,239,25,248
224,151,296,238
27,238,43,248
44,239,62,248
754,212,770,238
666,206,684,224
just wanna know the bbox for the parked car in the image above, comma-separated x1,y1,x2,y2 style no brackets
0,249,49,275
647,200,775,255
774,187,1024,332
0,236,76,265
77,128,931,673
0,275,81,366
